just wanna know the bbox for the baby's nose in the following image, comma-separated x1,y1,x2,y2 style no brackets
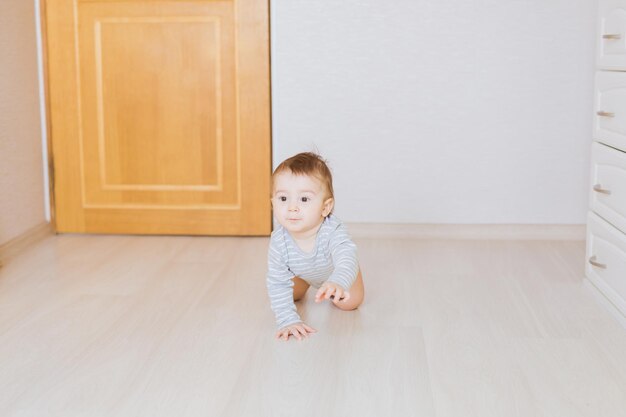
288,204,299,211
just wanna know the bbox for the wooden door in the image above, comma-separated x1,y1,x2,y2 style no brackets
44,0,271,236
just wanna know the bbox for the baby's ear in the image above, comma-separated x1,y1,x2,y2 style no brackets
322,197,334,217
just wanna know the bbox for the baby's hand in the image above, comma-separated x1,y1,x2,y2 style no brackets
315,282,351,304
276,322,317,341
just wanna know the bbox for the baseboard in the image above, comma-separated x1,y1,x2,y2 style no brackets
346,223,586,240
0,222,53,266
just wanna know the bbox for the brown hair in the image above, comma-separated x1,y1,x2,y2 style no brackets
272,152,334,199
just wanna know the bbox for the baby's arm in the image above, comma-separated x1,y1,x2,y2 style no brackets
266,242,301,330
266,249,317,340
266,232,320,341
316,222,359,302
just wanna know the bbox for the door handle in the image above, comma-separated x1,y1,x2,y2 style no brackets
597,111,615,118
593,184,611,195
603,34,622,40
588,255,607,269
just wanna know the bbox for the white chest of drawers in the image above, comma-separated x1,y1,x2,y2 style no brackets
587,0,626,326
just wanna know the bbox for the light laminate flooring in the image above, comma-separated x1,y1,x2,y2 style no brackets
1,234,625,417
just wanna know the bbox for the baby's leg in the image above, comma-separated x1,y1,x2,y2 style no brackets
332,270,365,311
292,276,310,301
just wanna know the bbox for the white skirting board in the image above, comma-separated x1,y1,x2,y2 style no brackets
0,222,53,266
346,223,586,240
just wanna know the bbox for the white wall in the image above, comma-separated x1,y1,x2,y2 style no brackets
0,0,46,245
271,0,596,224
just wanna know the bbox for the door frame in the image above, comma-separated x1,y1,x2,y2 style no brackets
38,0,57,231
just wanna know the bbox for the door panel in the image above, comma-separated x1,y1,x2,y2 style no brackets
45,0,271,235
594,71,626,153
598,0,626,70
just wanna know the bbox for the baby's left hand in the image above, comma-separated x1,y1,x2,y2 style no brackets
315,282,351,303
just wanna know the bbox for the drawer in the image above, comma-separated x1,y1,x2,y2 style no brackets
586,211,626,317
594,71,626,152
598,0,626,69
590,142,626,232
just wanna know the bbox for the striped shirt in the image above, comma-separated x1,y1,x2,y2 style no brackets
266,215,359,329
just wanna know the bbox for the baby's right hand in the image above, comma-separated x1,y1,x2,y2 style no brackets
275,322,317,341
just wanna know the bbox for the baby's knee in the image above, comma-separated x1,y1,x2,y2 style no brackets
292,276,310,301
332,298,362,311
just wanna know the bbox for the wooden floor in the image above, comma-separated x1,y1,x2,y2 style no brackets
1,233,626,417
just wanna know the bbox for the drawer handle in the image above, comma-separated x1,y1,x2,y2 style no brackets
603,34,622,40
589,255,607,269
597,111,615,118
593,184,612,195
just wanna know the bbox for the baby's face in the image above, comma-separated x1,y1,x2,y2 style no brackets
272,171,333,239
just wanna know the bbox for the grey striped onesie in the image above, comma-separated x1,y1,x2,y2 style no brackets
266,215,359,329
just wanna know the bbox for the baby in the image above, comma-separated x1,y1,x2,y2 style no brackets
266,152,365,341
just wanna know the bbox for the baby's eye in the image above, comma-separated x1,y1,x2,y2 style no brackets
279,196,287,202
301,197,309,203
